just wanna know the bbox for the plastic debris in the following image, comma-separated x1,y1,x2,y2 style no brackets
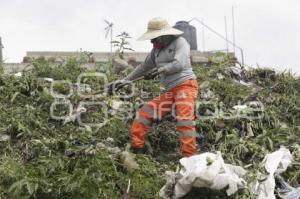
84,145,97,155
43,77,54,82
246,122,255,137
159,170,182,198
159,152,246,199
238,80,253,87
253,146,293,199
199,81,215,99
96,142,121,154
276,174,300,199
216,73,225,80
247,101,263,108
233,105,248,110
106,137,114,143
110,100,124,115
224,66,243,78
120,151,139,172
201,89,214,100
199,81,210,90
14,72,22,77
280,122,288,129
0,134,10,142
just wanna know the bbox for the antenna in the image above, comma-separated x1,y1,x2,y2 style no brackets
232,6,236,55
104,20,114,56
201,19,206,52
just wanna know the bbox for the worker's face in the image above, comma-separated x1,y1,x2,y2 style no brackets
151,35,174,46
154,36,164,44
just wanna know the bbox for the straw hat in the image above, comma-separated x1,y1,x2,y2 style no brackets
138,17,183,41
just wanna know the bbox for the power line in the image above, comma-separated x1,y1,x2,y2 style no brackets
202,19,206,52
224,16,229,53
189,17,244,66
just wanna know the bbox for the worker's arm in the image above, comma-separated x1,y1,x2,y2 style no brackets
124,49,156,81
160,37,190,75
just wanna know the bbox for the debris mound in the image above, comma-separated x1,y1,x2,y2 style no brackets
0,53,299,198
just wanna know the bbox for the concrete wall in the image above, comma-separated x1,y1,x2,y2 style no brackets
2,63,33,73
26,51,211,64
2,51,233,74
2,63,97,74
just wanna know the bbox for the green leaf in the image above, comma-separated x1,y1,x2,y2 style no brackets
11,92,19,103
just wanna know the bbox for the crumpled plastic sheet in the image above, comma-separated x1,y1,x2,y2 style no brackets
110,100,124,115
276,174,300,199
252,146,293,199
159,152,247,199
224,66,243,78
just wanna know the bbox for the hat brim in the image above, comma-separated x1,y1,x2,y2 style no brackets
137,27,183,41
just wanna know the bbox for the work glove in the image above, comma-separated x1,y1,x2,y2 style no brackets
144,67,164,80
107,79,127,95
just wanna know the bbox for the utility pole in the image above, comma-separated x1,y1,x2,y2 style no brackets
232,6,236,55
0,37,3,66
201,19,206,52
224,16,229,53
110,26,113,56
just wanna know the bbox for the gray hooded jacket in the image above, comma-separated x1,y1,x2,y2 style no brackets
125,36,196,91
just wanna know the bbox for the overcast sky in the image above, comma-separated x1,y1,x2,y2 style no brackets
0,0,299,74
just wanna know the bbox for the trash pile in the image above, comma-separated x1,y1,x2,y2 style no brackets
159,151,247,198
0,53,299,199
159,146,299,199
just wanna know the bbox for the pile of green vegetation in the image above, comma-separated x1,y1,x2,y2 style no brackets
0,53,299,199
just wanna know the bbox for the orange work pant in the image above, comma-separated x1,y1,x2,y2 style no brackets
131,79,198,157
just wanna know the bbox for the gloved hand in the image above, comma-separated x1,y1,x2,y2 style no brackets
144,67,165,80
107,79,127,95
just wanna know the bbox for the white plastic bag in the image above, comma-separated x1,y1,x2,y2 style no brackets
254,146,293,199
276,174,300,199
159,152,246,199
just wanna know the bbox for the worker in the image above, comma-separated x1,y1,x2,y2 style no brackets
110,17,199,157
